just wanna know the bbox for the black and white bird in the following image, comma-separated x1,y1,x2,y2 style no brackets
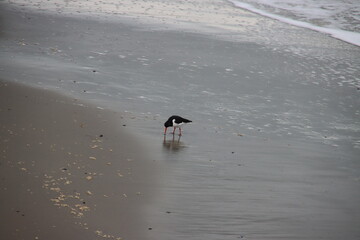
164,115,192,136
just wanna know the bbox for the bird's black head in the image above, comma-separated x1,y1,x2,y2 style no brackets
164,120,172,128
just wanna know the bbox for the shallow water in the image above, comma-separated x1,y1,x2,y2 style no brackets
1,2,360,239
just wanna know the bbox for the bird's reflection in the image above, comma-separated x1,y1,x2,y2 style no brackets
162,134,186,152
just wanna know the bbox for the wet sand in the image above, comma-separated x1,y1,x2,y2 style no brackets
0,81,156,240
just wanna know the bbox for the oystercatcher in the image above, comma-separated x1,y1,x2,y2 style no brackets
164,115,192,136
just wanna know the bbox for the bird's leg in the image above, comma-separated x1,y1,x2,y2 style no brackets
164,127,167,135
179,128,182,136
172,127,176,135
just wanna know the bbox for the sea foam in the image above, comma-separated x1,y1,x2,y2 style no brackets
228,0,360,47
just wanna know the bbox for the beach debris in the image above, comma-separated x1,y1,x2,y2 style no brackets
15,210,25,217
50,187,61,192
64,180,72,185
49,47,59,53
95,230,122,240
85,176,93,181
86,190,93,195
75,204,90,212
43,175,91,218
89,156,97,160
18,39,27,46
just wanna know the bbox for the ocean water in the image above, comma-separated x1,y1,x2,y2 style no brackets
1,1,360,239
228,0,360,46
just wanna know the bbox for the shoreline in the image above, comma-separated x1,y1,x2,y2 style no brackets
0,81,157,240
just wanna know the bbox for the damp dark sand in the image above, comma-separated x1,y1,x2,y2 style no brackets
0,81,157,240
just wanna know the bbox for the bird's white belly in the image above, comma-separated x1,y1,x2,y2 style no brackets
172,119,184,127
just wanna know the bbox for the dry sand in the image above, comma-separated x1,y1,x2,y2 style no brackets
0,81,157,240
